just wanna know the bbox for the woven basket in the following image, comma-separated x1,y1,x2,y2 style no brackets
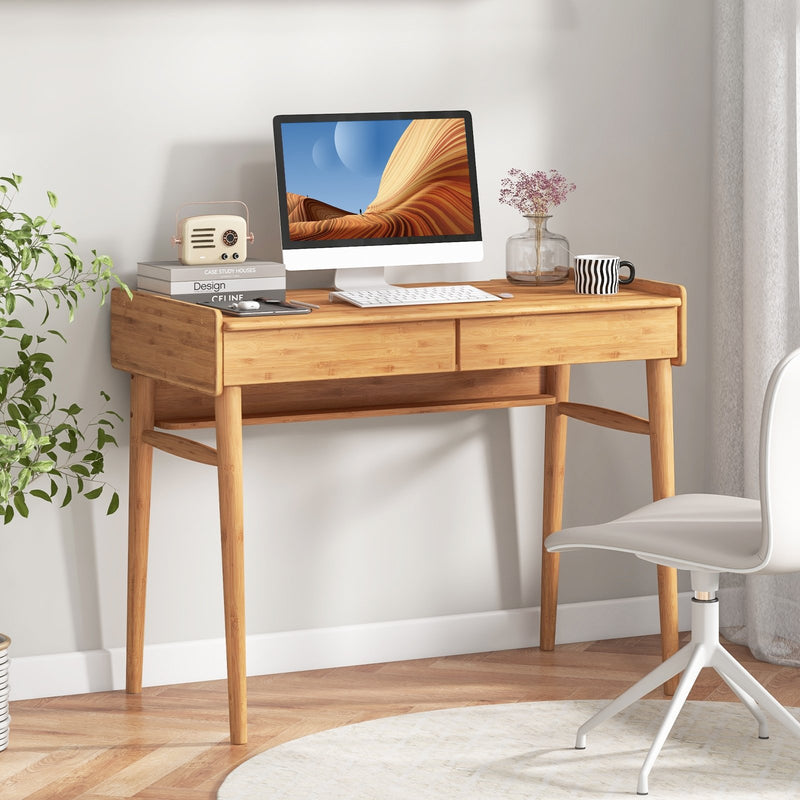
0,634,9,752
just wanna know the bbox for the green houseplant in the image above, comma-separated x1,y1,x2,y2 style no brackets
0,172,130,523
0,172,130,749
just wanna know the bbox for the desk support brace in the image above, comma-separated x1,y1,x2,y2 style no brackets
557,402,650,436
215,386,248,745
141,429,218,466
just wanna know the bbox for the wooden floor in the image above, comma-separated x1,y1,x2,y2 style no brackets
4,634,800,799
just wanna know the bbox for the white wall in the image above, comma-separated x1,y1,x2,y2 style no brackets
2,0,712,695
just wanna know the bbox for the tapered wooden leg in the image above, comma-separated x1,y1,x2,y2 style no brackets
126,374,155,694
646,358,680,695
215,386,247,745
540,364,570,650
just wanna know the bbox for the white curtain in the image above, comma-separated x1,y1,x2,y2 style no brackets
712,0,800,664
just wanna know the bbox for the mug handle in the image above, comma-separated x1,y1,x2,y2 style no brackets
619,260,635,285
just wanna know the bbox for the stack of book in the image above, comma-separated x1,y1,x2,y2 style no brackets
136,260,286,305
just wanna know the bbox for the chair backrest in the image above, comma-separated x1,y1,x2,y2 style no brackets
759,346,800,572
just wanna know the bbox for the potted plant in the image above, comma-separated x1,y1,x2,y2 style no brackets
0,172,130,750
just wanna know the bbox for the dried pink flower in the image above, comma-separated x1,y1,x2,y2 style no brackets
499,168,576,216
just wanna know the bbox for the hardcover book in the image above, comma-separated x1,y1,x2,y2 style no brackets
137,259,285,281
136,274,285,295
137,288,285,305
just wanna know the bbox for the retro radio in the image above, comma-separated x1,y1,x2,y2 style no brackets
172,201,255,265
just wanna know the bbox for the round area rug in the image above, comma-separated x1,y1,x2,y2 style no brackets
218,700,800,799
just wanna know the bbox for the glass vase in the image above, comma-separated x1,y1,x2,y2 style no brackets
505,214,570,285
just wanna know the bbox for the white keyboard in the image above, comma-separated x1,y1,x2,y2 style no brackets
330,284,501,308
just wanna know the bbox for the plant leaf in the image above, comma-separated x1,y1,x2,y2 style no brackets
106,491,120,515
13,492,29,518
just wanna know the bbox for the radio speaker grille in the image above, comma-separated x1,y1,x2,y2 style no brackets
190,227,216,249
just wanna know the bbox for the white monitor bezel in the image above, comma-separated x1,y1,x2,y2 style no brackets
272,110,483,277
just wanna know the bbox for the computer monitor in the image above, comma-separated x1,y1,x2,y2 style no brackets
272,110,484,290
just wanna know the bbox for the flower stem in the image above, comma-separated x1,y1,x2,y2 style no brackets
534,217,543,279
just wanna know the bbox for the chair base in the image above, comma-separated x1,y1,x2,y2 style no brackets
575,584,800,795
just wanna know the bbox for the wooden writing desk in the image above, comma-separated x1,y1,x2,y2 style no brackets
110,277,687,744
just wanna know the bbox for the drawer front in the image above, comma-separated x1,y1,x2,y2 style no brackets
459,308,679,370
224,320,456,384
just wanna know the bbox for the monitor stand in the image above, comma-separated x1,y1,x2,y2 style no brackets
333,267,394,291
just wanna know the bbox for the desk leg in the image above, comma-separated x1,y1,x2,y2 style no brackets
540,364,570,651
215,386,247,745
126,374,155,694
646,358,680,695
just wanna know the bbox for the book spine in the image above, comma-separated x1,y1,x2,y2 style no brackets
138,288,285,304
136,275,285,294
137,260,285,281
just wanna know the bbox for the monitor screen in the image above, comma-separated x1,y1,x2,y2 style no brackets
272,110,483,287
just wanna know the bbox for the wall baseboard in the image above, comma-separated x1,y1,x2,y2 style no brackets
8,592,691,701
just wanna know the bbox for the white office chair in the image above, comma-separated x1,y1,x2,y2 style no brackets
546,347,800,795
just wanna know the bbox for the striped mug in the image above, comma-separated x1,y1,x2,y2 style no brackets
574,255,635,294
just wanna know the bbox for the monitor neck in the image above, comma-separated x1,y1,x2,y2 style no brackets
333,267,394,291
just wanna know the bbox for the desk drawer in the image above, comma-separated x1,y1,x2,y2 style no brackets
459,308,679,369
224,320,456,384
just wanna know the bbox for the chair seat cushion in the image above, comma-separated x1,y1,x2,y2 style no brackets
545,494,764,573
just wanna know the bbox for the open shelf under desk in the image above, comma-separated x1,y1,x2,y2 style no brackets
150,365,552,430
155,394,557,429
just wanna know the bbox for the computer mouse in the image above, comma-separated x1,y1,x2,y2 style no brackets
234,300,261,311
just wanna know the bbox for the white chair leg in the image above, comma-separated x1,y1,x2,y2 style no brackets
636,644,708,795
717,670,770,739
575,642,694,749
711,644,800,740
